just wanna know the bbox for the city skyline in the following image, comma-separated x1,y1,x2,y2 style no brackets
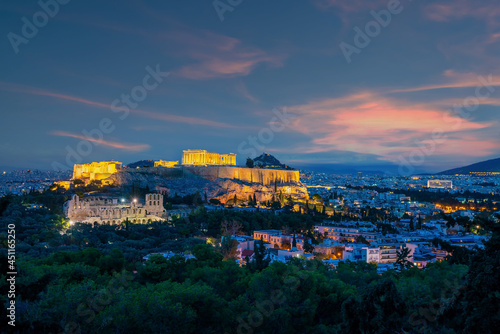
1,0,500,172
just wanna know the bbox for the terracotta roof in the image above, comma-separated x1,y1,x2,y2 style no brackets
241,249,254,257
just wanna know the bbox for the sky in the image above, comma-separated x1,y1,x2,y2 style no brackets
1,0,499,173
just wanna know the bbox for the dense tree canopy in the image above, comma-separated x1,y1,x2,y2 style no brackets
0,192,498,333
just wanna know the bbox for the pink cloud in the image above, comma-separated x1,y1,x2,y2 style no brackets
61,9,285,81
164,30,285,80
287,91,499,162
51,131,150,151
424,0,500,28
488,32,500,43
234,81,259,103
390,71,500,93
0,81,117,110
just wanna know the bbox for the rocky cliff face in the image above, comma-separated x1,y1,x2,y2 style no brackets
214,179,308,203
107,170,225,198
106,166,308,202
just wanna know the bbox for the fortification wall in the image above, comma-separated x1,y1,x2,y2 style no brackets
183,166,300,185
106,166,308,201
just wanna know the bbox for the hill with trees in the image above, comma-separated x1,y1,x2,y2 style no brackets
252,153,294,170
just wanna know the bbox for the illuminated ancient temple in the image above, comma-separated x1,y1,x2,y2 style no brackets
64,193,165,224
154,160,179,168
72,161,123,181
182,149,236,166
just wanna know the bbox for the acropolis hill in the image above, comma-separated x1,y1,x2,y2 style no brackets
68,150,308,203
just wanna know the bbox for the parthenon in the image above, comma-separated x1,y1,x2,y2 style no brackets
182,149,236,166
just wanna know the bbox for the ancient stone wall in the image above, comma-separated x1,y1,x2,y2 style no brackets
183,166,300,185
73,161,123,181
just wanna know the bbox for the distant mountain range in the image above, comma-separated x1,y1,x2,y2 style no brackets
438,157,500,175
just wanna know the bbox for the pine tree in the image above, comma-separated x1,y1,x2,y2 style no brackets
303,238,314,253
395,246,413,271
251,239,270,271
417,215,422,230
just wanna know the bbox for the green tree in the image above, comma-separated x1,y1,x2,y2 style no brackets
209,198,221,205
441,222,500,333
417,215,423,229
355,235,370,245
303,238,315,253
140,254,168,282
220,236,239,261
409,217,415,231
248,239,270,271
312,194,323,203
395,246,413,271
73,179,84,186
246,158,254,168
342,279,407,333
192,244,223,267
270,200,282,210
